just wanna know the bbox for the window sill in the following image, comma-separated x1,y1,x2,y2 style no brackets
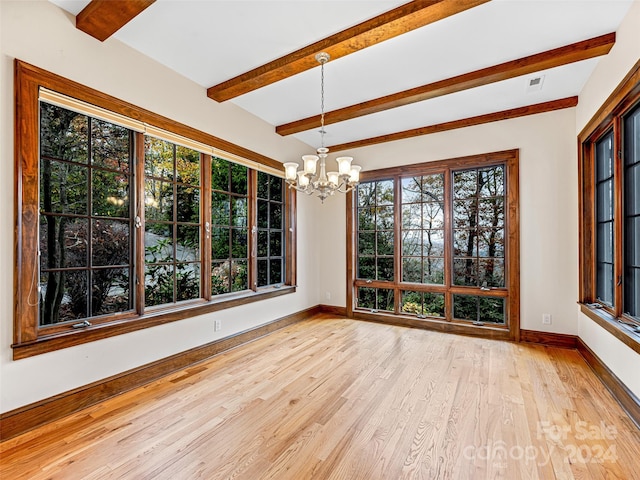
579,303,640,355
12,286,296,360
352,309,513,341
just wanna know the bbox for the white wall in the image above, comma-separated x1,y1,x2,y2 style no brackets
318,109,580,339
0,0,320,413
575,0,640,399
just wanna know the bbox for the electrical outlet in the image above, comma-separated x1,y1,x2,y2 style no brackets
542,313,552,325
325,291,331,300
214,320,221,332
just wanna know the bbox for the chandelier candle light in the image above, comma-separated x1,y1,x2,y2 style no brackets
283,52,361,202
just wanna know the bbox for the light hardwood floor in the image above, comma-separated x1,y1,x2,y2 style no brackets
1,315,639,479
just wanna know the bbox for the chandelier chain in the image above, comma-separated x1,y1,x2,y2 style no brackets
320,57,325,148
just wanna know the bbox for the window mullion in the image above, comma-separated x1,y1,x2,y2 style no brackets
134,132,146,315
249,169,258,292
443,167,453,322
202,154,212,301
613,118,625,318
393,175,402,313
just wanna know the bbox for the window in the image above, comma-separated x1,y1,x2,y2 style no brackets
256,172,285,287
39,104,134,325
14,61,296,359
211,157,248,294
579,59,640,350
348,150,519,340
144,138,202,306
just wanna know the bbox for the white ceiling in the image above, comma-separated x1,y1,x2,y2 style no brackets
49,0,634,150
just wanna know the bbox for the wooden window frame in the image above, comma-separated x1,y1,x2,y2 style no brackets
578,59,640,355
13,60,296,359
346,150,520,342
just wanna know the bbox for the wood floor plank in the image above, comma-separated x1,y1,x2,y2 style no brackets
1,316,639,479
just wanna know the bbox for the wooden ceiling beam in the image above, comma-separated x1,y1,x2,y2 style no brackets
328,96,578,152
207,0,491,102
76,0,156,42
277,33,614,136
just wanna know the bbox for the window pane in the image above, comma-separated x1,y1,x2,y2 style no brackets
176,263,200,302
401,177,422,204
479,228,504,258
91,119,129,173
232,197,247,227
453,258,478,286
176,185,200,223
596,262,614,306
270,203,282,230
479,297,506,324
357,182,375,207
145,180,173,221
423,203,444,229
402,257,421,283
232,260,248,292
453,294,477,321
212,192,230,226
269,176,283,202
177,225,200,262
357,287,376,310
92,169,130,218
376,206,394,229
175,146,200,185
232,229,247,258
39,216,88,269
92,219,130,266
92,268,131,316
145,224,173,263
257,259,268,287
270,259,283,284
376,180,394,205
453,170,477,199
479,258,505,288
270,232,283,256
40,270,88,325
358,256,375,279
257,231,268,257
402,203,422,229
258,200,268,228
40,103,88,163
145,264,174,306
422,257,444,285
377,289,394,311
257,171,269,199
478,198,504,228
211,227,230,260
402,230,421,256
230,163,248,195
454,229,477,257
401,291,445,318
145,137,173,179
423,229,444,257
377,257,394,281
359,207,375,230
377,231,394,255
479,166,504,197
40,159,88,215
359,232,375,255
453,200,477,228
212,261,231,295
211,157,230,191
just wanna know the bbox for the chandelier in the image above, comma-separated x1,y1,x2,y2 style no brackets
283,52,361,202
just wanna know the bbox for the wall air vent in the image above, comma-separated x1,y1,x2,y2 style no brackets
526,75,545,93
